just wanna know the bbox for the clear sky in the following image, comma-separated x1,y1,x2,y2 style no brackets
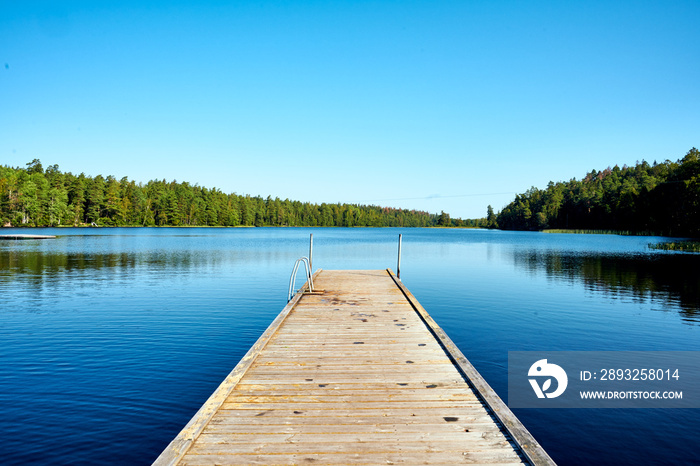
1,1,698,219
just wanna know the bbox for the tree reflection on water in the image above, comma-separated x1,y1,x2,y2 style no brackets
512,251,700,324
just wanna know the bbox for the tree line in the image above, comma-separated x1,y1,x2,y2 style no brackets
0,160,482,228
495,148,700,237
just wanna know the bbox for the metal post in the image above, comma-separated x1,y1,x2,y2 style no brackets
309,233,313,273
397,234,402,280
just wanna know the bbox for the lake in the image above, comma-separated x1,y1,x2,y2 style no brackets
1,227,698,465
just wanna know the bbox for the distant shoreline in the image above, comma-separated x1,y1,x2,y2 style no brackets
0,225,484,229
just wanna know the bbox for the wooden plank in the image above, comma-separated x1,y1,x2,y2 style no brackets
243,367,460,375
179,453,524,465
230,388,476,396
210,406,506,418
221,400,482,409
187,440,516,455
234,382,467,390
208,414,499,425
156,269,552,465
192,431,511,445
253,356,449,364
205,422,504,433
224,392,478,402
235,377,468,384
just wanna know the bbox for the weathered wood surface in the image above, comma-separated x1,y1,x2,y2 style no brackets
155,269,554,465
0,234,56,240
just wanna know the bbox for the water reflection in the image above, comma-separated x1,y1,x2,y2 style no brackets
0,249,228,273
0,243,295,316
0,246,293,281
2,249,138,273
511,250,700,323
2,228,700,466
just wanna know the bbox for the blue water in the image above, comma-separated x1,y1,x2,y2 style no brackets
1,227,698,465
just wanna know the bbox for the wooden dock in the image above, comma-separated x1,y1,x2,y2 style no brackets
154,269,554,465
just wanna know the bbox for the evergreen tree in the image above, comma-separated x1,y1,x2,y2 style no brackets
486,205,498,229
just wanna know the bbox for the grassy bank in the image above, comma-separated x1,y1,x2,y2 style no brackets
648,241,700,252
542,229,634,235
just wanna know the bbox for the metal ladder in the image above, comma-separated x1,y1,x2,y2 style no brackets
286,233,402,302
287,256,314,302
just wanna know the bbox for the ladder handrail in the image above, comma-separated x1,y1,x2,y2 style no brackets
287,257,314,302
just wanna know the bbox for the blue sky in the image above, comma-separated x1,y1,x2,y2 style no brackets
1,1,698,219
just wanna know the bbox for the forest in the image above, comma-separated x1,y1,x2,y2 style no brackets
0,160,481,228
496,148,700,237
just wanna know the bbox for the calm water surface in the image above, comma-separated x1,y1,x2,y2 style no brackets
1,227,699,465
